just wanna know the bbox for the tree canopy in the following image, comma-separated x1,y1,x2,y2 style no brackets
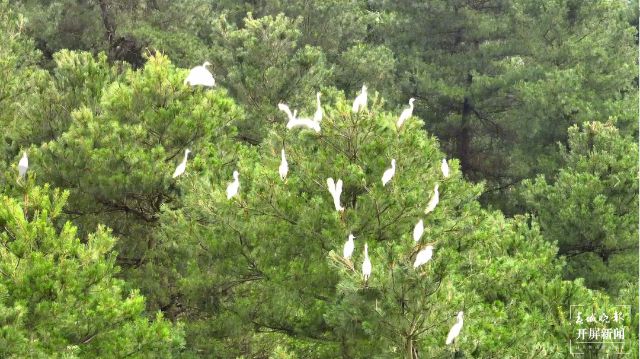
0,0,637,357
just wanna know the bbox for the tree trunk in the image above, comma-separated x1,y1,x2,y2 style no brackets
97,0,116,46
456,73,473,174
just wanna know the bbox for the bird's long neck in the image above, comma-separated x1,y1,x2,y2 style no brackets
183,151,189,162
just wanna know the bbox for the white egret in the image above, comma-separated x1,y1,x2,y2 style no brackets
287,117,321,132
326,178,344,211
278,103,321,132
343,233,355,259
313,92,323,123
441,158,450,178
396,98,415,128
185,61,215,87
424,184,439,214
412,219,424,242
446,311,464,345
18,152,28,179
362,243,372,282
413,245,434,268
172,149,191,178
279,149,288,180
352,84,368,113
226,170,240,200
381,158,396,186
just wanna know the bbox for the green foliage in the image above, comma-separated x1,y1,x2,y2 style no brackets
0,1,636,357
522,122,639,295
0,185,183,357
30,52,242,309
378,0,637,212
205,12,333,142
0,0,50,163
155,96,605,357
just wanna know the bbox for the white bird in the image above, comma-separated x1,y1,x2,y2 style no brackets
18,152,28,179
343,233,355,259
381,158,396,186
362,243,372,281
287,117,321,132
172,149,191,178
226,170,240,200
412,219,424,242
278,103,321,132
185,61,215,87
413,245,434,268
313,92,323,123
441,158,450,178
424,184,440,214
279,149,288,180
352,84,368,112
396,98,415,128
446,311,464,345
326,177,344,212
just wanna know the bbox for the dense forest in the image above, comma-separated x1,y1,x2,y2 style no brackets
0,0,638,357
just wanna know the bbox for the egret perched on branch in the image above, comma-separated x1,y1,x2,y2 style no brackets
413,219,424,242
362,243,372,282
381,158,396,186
172,149,191,178
396,98,415,128
424,184,439,214
226,170,240,200
279,149,288,180
343,233,355,259
446,311,464,345
278,103,321,132
352,84,367,112
185,62,215,87
441,158,450,178
413,245,434,268
17,152,28,179
313,92,323,123
326,178,344,211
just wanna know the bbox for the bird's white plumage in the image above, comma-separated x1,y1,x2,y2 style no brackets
381,158,396,186
172,149,191,178
278,103,295,121
313,92,323,123
287,117,321,132
352,85,368,112
424,184,439,214
446,311,464,345
18,152,28,178
441,158,450,178
362,243,372,281
413,219,424,242
396,98,415,128
278,103,321,132
279,149,288,180
326,177,344,212
185,62,215,87
226,170,240,200
413,245,434,268
343,233,355,259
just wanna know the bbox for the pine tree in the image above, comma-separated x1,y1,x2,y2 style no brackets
522,121,639,295
156,93,603,357
0,184,183,357
31,53,243,310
